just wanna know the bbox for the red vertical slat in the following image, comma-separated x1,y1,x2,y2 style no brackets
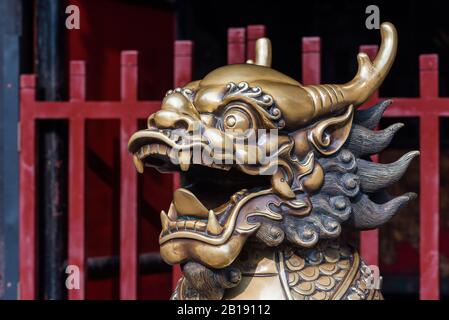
420,55,438,98
359,45,380,267
121,51,138,101
171,40,193,289
302,37,321,85
174,41,193,89
120,51,138,299
69,61,86,102
19,75,37,299
68,118,85,300
246,25,266,62
68,61,86,300
227,28,246,64
360,219,379,267
419,54,439,300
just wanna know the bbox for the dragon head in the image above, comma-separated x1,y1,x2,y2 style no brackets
128,23,416,282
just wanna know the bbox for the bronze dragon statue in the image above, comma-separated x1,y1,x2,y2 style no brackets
128,22,418,300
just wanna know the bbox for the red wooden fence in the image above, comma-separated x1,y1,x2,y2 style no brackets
19,24,444,300
19,52,168,300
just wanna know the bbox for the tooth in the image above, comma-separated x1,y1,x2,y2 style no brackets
207,210,223,235
167,203,177,221
195,221,207,231
159,144,168,155
160,210,169,231
133,155,144,174
173,188,209,217
177,220,186,230
180,162,190,172
185,220,196,229
150,144,157,154
178,150,191,172
168,148,179,164
138,148,145,159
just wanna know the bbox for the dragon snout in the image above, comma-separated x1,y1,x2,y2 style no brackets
148,91,200,131
148,110,197,132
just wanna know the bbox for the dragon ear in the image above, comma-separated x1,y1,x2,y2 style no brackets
307,105,354,155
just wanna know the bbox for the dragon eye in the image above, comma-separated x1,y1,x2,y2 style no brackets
223,109,251,132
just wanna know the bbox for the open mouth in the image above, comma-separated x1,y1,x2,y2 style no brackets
128,129,272,243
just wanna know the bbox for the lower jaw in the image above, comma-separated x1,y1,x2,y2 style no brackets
159,233,250,269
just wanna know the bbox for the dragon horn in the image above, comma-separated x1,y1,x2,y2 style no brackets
302,22,397,117
247,37,272,67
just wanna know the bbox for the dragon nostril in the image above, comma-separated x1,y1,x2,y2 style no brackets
175,119,191,131
147,116,156,129
151,109,195,131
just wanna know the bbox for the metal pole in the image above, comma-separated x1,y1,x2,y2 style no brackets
0,0,33,300
36,0,67,300
0,0,20,300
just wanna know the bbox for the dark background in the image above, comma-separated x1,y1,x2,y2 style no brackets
177,0,449,99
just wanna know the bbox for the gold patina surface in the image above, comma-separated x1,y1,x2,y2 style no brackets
128,22,415,300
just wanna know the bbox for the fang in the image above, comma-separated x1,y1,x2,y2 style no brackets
207,210,223,235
